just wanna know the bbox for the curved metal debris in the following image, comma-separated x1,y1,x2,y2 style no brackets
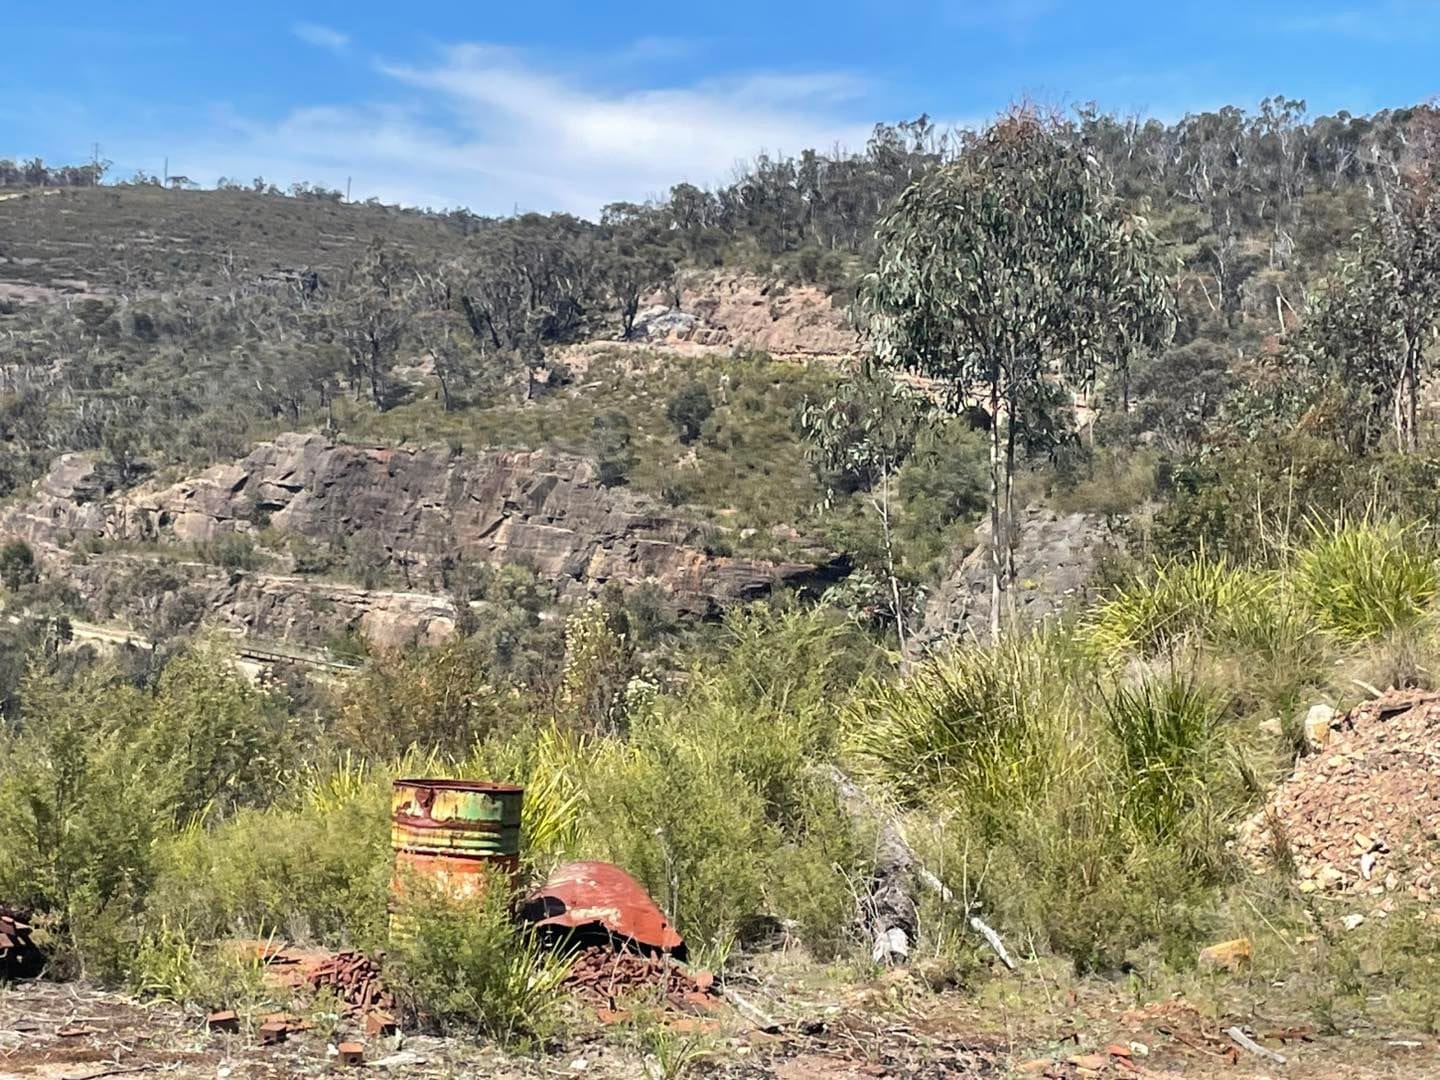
521,860,685,956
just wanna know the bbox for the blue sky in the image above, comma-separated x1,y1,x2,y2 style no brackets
5,1,1440,216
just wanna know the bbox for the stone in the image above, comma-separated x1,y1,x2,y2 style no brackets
920,505,1113,644
1198,937,1253,972
1342,912,1366,931
336,1041,365,1066
1305,704,1335,751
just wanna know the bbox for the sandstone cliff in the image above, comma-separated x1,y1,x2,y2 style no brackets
2,435,843,648
919,506,1115,645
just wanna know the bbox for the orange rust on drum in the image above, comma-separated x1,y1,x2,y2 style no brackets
390,778,524,913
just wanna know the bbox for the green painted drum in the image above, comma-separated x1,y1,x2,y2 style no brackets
390,779,524,905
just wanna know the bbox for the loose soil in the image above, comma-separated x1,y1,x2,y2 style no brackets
2,959,1437,1079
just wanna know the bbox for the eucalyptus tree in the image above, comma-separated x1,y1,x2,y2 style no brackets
334,241,415,410
802,364,928,656
1292,180,1440,453
599,202,676,339
862,110,1173,641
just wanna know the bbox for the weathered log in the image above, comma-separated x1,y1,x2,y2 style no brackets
721,987,781,1033
819,765,1016,971
821,765,917,964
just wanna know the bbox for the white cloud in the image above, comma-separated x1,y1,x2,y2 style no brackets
292,23,350,53
153,41,874,217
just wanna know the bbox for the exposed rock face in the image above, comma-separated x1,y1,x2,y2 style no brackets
919,506,1114,645
2,436,842,645
634,271,857,357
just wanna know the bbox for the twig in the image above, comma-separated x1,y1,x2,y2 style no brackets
967,914,1018,971
61,1066,157,1080
721,987,780,1033
1226,1026,1287,1066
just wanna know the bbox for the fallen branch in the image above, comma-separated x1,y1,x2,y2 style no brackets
967,913,1017,971
721,987,781,1033
1226,1026,1287,1066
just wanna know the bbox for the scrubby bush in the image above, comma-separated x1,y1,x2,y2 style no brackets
0,639,293,972
388,873,571,1046
0,540,37,591
333,638,521,757
576,607,874,952
665,382,714,444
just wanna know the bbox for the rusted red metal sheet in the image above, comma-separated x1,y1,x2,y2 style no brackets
521,860,685,956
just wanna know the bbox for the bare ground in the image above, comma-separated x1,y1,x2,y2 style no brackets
2,963,1436,1080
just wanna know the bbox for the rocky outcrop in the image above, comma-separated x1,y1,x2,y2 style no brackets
3,436,843,631
632,271,857,358
919,506,1115,645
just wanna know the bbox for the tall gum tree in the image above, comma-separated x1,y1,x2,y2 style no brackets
861,110,1174,641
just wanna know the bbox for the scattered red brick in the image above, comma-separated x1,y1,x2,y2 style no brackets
364,1009,397,1037
336,1040,365,1065
562,945,718,1013
206,1010,240,1033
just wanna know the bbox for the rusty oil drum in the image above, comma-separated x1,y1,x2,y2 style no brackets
390,778,523,906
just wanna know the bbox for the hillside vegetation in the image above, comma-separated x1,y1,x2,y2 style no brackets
3,99,1440,1070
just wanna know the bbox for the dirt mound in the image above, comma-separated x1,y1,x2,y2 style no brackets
1238,690,1440,907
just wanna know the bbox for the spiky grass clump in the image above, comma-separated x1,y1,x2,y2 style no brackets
388,870,571,1047
1104,675,1227,844
1083,556,1279,661
1294,520,1438,642
844,631,1081,814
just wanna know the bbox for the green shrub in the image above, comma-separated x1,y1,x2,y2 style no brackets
129,923,269,1008
196,533,261,570
1294,520,1438,641
333,638,522,757
665,382,715,444
0,540,37,591
146,770,391,949
387,872,570,1046
575,607,873,952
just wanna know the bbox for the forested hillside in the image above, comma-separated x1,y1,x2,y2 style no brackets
4,99,1440,1076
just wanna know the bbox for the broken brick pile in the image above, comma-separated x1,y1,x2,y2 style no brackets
562,945,716,1011
304,950,395,1018
1238,690,1440,908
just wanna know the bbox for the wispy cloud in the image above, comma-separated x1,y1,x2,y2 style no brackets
292,22,350,54
160,41,873,216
